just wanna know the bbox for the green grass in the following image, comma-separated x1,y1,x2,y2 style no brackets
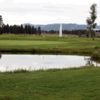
0,34,100,100
0,34,100,55
0,67,100,100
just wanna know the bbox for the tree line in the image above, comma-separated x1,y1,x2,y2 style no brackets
0,24,41,35
0,15,41,35
45,30,91,37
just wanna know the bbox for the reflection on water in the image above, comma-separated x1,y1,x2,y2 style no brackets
84,57,94,66
0,54,99,72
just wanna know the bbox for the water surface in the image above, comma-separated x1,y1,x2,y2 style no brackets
0,54,99,72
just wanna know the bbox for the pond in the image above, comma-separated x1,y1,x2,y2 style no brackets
0,54,100,72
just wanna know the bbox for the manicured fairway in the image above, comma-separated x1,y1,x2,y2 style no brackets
0,40,66,49
0,67,100,100
0,34,100,55
0,34,100,49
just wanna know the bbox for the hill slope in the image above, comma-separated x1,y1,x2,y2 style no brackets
34,23,100,31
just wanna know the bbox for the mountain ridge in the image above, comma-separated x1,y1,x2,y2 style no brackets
23,23,100,31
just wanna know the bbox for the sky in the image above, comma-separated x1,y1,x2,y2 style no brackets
0,0,100,25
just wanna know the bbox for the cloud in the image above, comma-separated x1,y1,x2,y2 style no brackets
0,0,99,25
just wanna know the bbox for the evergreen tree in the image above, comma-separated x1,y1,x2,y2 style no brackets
0,15,4,34
0,15,3,28
37,27,41,35
86,4,97,40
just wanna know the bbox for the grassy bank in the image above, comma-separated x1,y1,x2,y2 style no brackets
0,34,100,55
0,67,100,100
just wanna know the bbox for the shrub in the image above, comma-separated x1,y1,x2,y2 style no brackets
91,50,100,62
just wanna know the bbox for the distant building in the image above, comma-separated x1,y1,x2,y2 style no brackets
93,28,100,32
93,28,100,37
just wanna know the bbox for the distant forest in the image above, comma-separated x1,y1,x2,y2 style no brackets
0,24,94,37
0,24,42,35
